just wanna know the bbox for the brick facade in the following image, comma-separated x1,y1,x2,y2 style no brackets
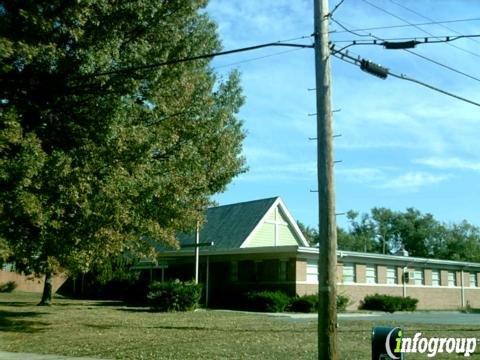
0,270,67,293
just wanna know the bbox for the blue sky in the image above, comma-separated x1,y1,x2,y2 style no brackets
206,0,480,229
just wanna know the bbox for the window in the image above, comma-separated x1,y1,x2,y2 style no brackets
413,269,424,285
448,271,456,287
342,263,355,283
386,266,397,284
366,264,377,284
306,259,318,283
470,273,478,287
431,270,440,287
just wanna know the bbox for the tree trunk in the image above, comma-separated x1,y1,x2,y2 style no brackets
38,270,53,306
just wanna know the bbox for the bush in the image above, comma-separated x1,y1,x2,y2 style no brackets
289,295,317,313
288,294,350,313
147,280,202,312
360,293,418,313
0,281,17,293
336,294,350,312
245,291,290,312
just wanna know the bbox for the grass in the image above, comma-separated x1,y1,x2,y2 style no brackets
0,292,479,359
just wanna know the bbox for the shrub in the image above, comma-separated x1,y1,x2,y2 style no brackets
0,281,17,293
336,294,350,312
289,295,317,313
360,293,418,313
147,280,202,312
245,291,290,312
288,294,350,313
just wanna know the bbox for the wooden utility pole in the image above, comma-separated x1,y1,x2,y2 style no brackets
314,0,338,359
195,220,200,284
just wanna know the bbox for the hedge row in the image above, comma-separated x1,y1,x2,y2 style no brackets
245,291,351,313
360,293,418,313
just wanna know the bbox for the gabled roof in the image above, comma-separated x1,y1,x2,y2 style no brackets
176,197,279,249
173,196,309,250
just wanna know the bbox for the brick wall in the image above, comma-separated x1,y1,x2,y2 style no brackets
0,271,67,293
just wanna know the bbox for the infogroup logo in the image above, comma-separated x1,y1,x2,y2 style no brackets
385,328,477,358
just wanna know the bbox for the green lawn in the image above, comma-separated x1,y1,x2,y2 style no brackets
1,292,479,359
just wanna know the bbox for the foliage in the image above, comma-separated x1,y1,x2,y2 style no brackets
336,294,350,312
297,221,319,245
147,280,202,312
337,207,480,262
360,293,418,313
0,281,17,293
288,294,317,313
245,291,290,312
287,294,350,313
0,1,245,302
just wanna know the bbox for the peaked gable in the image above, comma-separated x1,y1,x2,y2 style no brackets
240,198,309,248
176,197,278,249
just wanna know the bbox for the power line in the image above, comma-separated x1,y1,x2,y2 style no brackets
331,48,480,108
360,0,480,59
388,0,480,46
329,17,480,34
331,17,480,84
333,34,480,44
79,42,313,79
328,0,345,18
213,47,307,70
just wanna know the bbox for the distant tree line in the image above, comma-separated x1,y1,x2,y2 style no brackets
298,208,480,263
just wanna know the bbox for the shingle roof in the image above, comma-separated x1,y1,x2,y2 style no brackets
176,196,279,249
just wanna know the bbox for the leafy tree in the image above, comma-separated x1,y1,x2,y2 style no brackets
338,207,480,262
337,226,364,252
0,1,245,304
344,210,379,253
297,221,319,245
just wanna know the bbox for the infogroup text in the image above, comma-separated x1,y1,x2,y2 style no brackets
386,329,477,358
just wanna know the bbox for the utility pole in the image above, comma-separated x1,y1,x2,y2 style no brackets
314,0,338,359
195,220,200,284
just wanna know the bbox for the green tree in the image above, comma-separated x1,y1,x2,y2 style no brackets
0,1,245,305
297,221,319,245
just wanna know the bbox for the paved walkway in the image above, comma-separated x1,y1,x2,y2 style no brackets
0,352,106,360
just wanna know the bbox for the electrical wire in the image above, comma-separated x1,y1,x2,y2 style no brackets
333,34,480,44
389,0,480,46
329,17,480,34
331,17,480,83
331,48,480,108
328,0,346,18
360,0,480,59
213,48,307,70
77,42,313,79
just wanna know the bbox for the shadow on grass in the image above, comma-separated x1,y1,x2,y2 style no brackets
0,310,49,333
146,324,315,333
0,301,38,307
116,307,156,313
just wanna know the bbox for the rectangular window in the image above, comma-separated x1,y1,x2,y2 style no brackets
448,271,456,287
470,273,478,287
366,264,377,284
342,263,355,283
414,269,424,285
431,270,440,286
306,259,318,283
386,266,397,285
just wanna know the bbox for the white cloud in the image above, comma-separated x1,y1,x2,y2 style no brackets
414,157,480,171
380,172,451,191
336,167,385,183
